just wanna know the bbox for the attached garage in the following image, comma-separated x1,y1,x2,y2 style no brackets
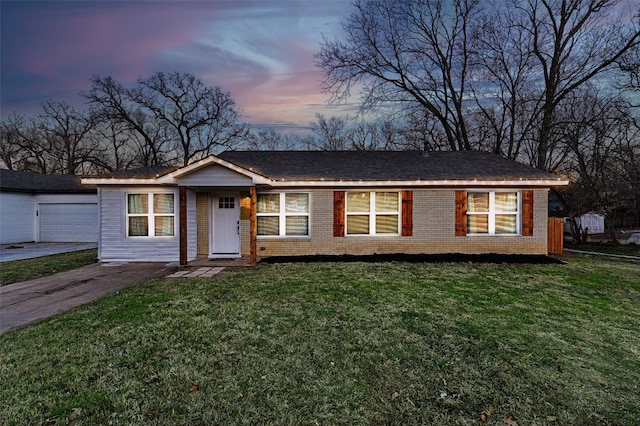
38,203,98,242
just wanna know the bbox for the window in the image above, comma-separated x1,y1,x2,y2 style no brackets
127,193,175,237
219,196,235,209
257,193,309,236
467,191,519,235
346,192,400,235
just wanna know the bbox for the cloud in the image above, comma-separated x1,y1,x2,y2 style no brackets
1,0,353,125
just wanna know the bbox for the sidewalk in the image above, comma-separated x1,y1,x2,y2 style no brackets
0,262,175,334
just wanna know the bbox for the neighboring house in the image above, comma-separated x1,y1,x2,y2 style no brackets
81,151,568,264
564,211,606,234
0,169,98,244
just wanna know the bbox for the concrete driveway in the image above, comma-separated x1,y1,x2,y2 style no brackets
0,242,98,262
0,262,176,334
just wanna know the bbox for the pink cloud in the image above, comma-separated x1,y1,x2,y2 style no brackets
3,0,354,126
19,3,210,84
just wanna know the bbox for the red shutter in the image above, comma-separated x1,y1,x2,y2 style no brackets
333,191,345,237
401,190,413,236
522,190,534,236
455,190,467,236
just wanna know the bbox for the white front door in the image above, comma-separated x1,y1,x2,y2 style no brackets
210,193,240,256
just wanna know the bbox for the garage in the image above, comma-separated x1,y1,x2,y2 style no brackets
1,170,97,244
39,203,98,242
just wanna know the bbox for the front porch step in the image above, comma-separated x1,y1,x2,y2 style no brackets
189,256,254,267
167,267,225,278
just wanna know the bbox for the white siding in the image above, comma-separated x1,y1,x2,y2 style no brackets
98,187,180,262
33,194,96,204
0,192,35,244
176,165,252,186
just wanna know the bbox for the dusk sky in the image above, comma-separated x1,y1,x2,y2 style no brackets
1,0,355,131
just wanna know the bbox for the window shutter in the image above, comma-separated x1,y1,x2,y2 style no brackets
522,190,534,236
333,191,345,237
401,190,413,236
455,190,467,236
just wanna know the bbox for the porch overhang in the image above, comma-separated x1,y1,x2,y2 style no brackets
178,185,258,266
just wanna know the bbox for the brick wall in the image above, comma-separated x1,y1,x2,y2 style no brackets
196,193,209,256
241,189,549,258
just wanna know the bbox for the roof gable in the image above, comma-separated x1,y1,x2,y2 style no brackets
175,163,253,186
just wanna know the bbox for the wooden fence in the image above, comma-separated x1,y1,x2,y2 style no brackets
548,218,564,255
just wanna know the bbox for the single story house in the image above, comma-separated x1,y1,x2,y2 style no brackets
81,151,568,264
0,169,98,244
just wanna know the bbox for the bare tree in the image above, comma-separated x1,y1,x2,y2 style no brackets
348,120,387,150
308,113,351,150
38,100,99,175
378,120,407,150
246,128,301,150
318,0,639,172
317,0,480,151
468,6,540,160
84,76,170,166
0,113,51,174
552,87,639,242
2,104,101,175
90,121,141,172
84,72,247,166
396,108,452,151
521,0,640,169
0,115,24,170
613,111,640,227
131,72,248,165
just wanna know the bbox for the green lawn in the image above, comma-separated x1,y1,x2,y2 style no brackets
565,242,640,257
1,255,638,425
0,249,97,285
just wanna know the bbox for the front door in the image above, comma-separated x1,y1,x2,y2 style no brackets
210,193,240,257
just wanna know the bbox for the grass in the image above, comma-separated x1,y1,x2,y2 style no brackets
565,242,640,257
0,249,97,285
1,255,639,425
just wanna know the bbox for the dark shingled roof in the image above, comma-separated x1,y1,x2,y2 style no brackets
0,169,96,193
217,150,561,182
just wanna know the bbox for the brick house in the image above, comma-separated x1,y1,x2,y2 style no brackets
81,151,568,264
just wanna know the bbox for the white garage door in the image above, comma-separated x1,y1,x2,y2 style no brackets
39,203,98,242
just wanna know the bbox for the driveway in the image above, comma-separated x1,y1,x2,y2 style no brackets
0,242,98,262
0,262,176,334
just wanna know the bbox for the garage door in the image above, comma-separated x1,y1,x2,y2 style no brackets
39,203,98,242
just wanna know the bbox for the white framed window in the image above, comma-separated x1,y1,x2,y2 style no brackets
126,193,175,237
467,191,519,235
346,191,400,235
257,193,309,236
